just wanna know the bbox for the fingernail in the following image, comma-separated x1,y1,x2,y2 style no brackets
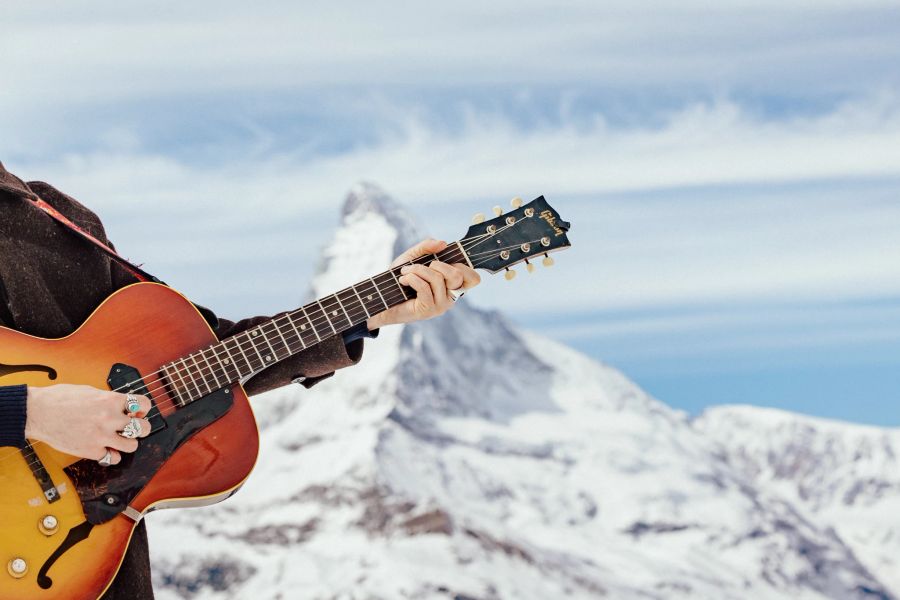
401,266,411,274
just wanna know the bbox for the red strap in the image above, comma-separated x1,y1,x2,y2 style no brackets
32,198,155,283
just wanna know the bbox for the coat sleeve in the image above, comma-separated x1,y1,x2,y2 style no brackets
210,312,368,395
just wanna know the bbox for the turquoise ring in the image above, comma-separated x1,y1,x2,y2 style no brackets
125,394,142,415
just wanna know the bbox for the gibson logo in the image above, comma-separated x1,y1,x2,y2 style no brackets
540,210,565,237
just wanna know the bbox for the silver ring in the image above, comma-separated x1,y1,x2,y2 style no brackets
120,418,143,439
125,394,142,415
98,450,113,467
448,287,466,302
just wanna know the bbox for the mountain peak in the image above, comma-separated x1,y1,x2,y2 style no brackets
340,182,423,254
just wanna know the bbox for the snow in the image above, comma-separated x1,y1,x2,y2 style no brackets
148,184,898,600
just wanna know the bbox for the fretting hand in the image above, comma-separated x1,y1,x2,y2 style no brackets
366,238,481,329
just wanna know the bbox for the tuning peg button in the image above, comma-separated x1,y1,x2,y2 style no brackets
505,268,517,280
511,197,523,208
526,260,535,273
472,213,485,224
493,206,503,217
542,254,554,267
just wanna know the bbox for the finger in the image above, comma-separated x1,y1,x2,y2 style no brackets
107,433,140,454
97,448,122,466
404,265,447,308
392,238,448,267
457,265,481,289
121,394,152,418
399,273,435,309
114,413,152,434
428,261,465,291
404,265,452,316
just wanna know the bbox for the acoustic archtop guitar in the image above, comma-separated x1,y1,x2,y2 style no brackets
0,196,571,599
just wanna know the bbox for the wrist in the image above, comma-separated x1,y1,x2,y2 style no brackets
24,386,41,441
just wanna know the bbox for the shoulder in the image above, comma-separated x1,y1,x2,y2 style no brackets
26,181,108,241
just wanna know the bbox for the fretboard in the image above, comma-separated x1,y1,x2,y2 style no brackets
160,242,469,406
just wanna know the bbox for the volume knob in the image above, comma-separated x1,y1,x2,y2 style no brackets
7,558,27,578
39,515,59,536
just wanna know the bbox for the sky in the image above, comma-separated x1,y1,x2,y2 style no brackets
2,1,899,425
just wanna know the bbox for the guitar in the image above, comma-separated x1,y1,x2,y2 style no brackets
0,196,571,599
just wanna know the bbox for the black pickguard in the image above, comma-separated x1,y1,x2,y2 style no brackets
64,363,234,525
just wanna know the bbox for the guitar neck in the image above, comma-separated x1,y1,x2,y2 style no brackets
161,242,470,405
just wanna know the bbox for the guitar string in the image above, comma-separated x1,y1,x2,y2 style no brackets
101,216,534,401
8,241,546,470
108,235,547,413
4,238,551,470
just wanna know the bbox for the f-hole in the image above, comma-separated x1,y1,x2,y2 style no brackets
0,362,57,380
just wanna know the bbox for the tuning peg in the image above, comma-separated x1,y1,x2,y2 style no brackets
505,268,517,280
472,213,485,224
493,206,503,217
511,196,523,209
542,254,554,267
525,259,535,273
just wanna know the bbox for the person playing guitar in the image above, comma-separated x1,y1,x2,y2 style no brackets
0,160,481,599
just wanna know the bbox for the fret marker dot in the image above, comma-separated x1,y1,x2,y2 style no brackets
265,355,272,362
223,358,231,364
301,324,307,330
367,295,373,301
251,330,259,337
332,310,339,316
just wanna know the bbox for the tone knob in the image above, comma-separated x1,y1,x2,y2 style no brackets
7,557,27,578
38,515,59,536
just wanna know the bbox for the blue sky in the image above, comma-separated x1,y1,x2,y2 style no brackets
2,1,899,425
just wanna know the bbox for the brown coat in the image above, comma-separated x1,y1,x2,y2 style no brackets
0,160,365,598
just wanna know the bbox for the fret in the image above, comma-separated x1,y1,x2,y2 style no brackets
333,292,353,324
189,354,212,395
283,312,307,349
357,279,385,317
389,268,408,300
163,364,188,407
374,272,404,305
255,324,278,365
243,330,267,365
315,299,337,335
370,277,389,310
227,336,256,377
298,306,321,342
341,288,367,323
179,358,202,400
200,347,223,388
320,295,352,331
270,317,293,356
264,321,288,360
212,343,240,382
350,284,372,318
452,242,471,268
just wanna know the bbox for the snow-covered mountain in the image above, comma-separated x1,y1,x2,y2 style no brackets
147,184,898,600
696,406,900,596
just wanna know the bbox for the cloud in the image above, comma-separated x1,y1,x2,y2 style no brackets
5,93,900,324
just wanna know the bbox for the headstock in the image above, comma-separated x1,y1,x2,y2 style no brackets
459,196,572,278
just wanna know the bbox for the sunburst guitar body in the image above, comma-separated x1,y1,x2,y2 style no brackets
0,284,259,600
